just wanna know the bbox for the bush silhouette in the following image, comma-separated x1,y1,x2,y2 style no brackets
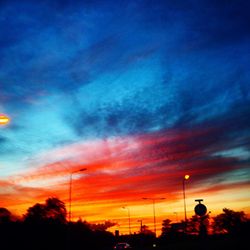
212,208,248,235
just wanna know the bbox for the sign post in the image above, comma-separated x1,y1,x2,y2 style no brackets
194,199,208,237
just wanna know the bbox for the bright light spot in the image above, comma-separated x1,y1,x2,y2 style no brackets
184,174,190,180
0,114,10,125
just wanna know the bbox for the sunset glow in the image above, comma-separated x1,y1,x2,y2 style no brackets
0,0,250,237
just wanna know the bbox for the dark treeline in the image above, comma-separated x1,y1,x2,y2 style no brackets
0,197,115,250
0,197,249,250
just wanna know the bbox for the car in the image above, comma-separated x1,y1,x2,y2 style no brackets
114,242,132,249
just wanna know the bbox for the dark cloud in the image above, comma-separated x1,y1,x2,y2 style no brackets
140,0,250,51
1,0,249,108
198,1,250,45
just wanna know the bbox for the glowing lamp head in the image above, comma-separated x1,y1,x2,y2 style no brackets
184,174,190,180
0,114,10,126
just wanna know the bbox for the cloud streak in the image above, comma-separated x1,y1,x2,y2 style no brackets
4,111,249,219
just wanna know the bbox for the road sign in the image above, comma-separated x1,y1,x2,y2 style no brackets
195,203,207,216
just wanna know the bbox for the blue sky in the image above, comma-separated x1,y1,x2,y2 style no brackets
0,0,250,226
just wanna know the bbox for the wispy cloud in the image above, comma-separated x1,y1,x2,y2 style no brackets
3,112,249,217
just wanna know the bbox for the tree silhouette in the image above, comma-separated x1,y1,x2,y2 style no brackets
24,203,46,223
161,219,172,236
188,215,200,234
212,208,248,235
90,220,117,231
24,197,66,224
0,207,12,223
140,225,155,235
45,197,67,223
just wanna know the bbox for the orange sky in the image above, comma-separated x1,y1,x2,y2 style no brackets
1,127,250,236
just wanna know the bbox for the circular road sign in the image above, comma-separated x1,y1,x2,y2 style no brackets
195,203,207,216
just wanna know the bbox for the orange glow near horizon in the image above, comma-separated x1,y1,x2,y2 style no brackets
1,128,250,236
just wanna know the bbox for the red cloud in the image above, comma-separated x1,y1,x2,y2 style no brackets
2,126,250,221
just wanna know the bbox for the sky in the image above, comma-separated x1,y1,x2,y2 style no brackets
0,0,250,235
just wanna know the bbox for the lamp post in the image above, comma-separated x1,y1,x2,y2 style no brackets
142,197,165,236
182,174,190,231
69,168,87,222
122,206,131,235
137,219,143,233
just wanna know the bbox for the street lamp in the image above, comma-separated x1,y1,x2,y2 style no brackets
69,168,87,222
0,114,10,126
142,197,165,236
137,219,143,233
122,206,131,235
182,174,190,230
